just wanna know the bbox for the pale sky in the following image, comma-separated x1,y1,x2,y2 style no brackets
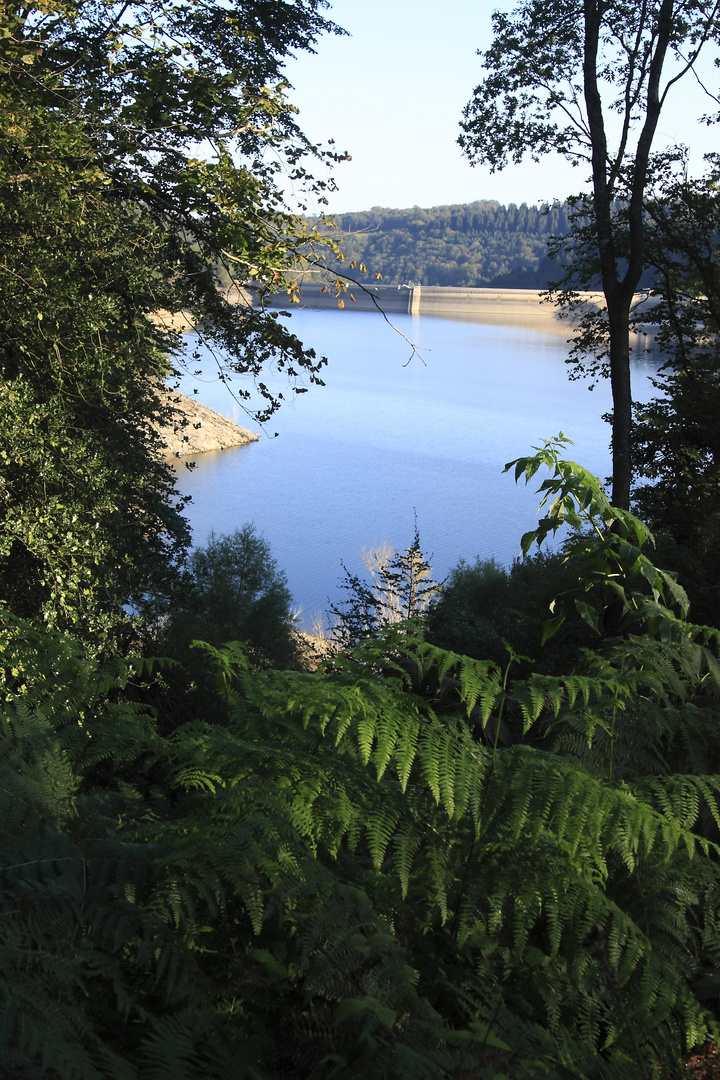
282,0,720,215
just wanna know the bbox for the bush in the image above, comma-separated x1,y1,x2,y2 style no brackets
150,526,301,724
425,551,597,674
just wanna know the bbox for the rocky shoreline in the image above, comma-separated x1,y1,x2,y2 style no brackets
158,390,260,457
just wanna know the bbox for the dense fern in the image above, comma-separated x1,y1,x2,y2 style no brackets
133,633,720,1075
3,448,720,1080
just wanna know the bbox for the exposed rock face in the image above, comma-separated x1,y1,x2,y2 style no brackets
158,391,260,457
294,632,338,671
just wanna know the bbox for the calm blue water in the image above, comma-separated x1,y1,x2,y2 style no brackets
174,310,659,629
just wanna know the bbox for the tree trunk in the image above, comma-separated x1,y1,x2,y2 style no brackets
582,0,677,510
583,1,632,508
607,297,633,509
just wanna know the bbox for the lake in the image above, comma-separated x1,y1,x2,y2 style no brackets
174,308,660,630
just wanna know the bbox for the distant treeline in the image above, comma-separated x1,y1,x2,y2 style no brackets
307,200,572,289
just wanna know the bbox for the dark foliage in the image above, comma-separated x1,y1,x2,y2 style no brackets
3,449,720,1076
145,525,302,727
629,163,720,624
425,551,597,676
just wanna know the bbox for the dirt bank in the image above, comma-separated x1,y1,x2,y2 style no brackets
158,390,259,457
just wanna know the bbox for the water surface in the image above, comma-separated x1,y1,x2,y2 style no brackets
175,310,659,628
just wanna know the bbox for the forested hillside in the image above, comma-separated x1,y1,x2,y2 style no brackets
309,200,571,288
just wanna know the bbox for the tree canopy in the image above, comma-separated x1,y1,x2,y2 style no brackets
306,200,571,288
625,161,720,619
460,0,720,508
0,0,343,641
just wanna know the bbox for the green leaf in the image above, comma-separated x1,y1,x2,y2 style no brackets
335,997,397,1029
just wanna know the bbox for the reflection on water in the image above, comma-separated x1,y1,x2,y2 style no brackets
174,310,661,629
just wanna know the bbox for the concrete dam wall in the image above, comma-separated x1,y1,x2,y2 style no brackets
259,283,413,315
255,283,607,326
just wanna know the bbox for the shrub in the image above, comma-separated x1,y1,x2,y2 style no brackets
426,550,594,674
150,525,301,724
